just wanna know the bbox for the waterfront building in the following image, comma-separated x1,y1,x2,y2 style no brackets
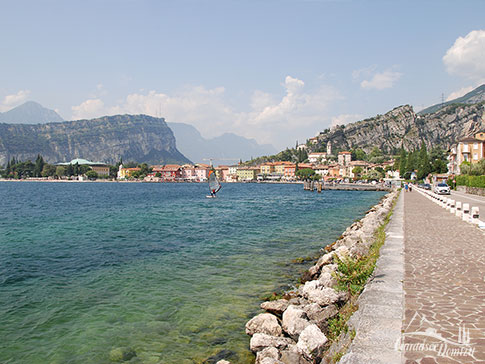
348,160,371,179
181,164,197,181
284,164,297,180
274,161,293,175
215,166,229,182
260,163,275,175
314,165,329,178
152,165,182,181
308,152,327,164
195,164,210,181
58,158,110,176
236,166,258,181
118,165,141,179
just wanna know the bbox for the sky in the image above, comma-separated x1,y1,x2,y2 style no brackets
1,0,485,150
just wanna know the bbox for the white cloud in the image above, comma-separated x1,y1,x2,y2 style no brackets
71,99,105,119
70,76,340,149
331,114,362,128
360,69,402,90
0,90,31,112
443,30,485,81
446,85,475,101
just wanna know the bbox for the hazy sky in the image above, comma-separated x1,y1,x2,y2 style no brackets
1,0,485,149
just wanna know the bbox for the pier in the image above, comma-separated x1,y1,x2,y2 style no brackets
303,181,391,192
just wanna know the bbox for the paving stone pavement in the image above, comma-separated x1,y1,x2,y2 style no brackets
403,190,485,364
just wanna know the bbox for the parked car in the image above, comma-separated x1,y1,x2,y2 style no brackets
423,183,431,190
434,183,450,195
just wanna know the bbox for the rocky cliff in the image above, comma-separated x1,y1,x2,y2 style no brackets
0,114,191,166
317,103,485,153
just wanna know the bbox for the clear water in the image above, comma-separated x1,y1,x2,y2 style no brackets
0,182,385,364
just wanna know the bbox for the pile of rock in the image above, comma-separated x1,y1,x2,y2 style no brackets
242,189,399,364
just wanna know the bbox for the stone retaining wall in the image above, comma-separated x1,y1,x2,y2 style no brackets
456,185,485,197
242,189,400,364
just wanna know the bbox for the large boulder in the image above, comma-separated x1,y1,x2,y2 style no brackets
246,313,283,336
250,333,295,353
303,303,338,331
308,252,334,277
282,305,311,340
279,344,313,364
303,286,340,306
296,324,328,360
261,299,290,316
318,271,336,288
255,347,281,364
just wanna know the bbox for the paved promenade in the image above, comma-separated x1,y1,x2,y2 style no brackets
402,190,485,364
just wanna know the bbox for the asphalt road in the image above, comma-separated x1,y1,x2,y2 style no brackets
450,190,485,216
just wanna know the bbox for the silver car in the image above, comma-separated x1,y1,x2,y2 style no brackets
434,183,450,195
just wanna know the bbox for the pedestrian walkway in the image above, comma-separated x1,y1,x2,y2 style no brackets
403,190,485,364
339,192,404,364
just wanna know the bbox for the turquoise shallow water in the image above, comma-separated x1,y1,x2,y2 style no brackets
0,182,385,364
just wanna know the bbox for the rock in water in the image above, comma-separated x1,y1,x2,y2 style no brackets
260,299,290,316
109,347,137,362
203,349,238,364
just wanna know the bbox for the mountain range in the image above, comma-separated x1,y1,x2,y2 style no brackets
0,101,64,124
314,85,485,155
167,122,276,164
418,84,485,115
0,114,190,166
0,102,276,166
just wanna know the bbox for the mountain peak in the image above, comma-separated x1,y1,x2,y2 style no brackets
0,101,64,124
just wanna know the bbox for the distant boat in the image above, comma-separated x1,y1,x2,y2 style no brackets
207,169,221,198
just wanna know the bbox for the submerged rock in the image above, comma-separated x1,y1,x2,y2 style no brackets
203,349,238,364
246,313,283,336
109,347,137,362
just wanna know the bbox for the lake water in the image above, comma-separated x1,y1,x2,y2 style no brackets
0,181,385,364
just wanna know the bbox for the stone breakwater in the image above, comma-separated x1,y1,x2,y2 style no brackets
239,189,400,364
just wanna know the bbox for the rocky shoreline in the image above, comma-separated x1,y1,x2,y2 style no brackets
214,188,399,364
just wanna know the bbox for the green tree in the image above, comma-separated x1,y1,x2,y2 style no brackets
86,170,98,179
417,143,431,180
352,166,363,178
399,148,407,177
405,150,417,175
34,154,45,177
351,148,367,161
41,164,57,177
138,163,152,175
296,168,315,180
66,164,74,176
55,166,66,177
